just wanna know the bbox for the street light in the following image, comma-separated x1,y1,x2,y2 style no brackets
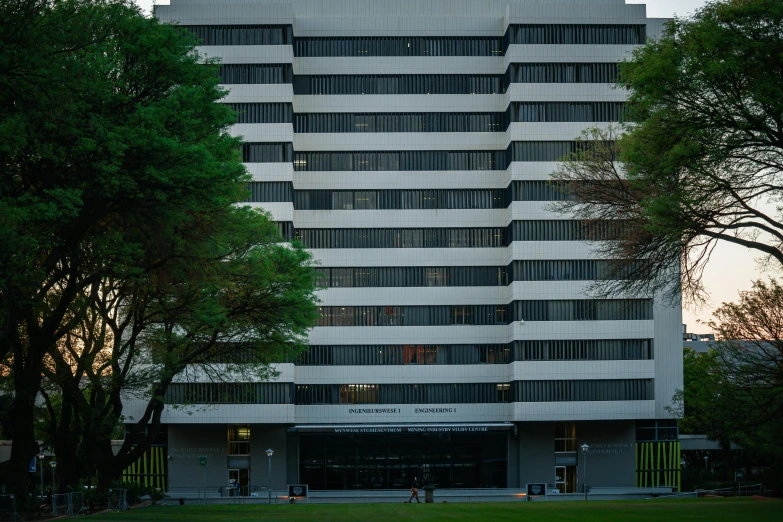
581,443,590,501
51,461,57,494
37,453,45,496
266,448,274,505
704,455,710,471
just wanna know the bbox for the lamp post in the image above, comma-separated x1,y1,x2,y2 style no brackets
581,443,590,501
51,461,57,494
37,453,45,496
266,448,274,505
704,455,709,471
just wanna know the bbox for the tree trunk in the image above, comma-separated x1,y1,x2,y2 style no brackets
8,393,40,496
95,439,120,493
52,403,83,494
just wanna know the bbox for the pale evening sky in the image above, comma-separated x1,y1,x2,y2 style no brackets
131,0,769,332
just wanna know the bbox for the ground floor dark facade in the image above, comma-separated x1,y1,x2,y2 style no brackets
151,420,680,494
299,430,507,490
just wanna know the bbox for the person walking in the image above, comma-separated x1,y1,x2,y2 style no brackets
408,476,421,503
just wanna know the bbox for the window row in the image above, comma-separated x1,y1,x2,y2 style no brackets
316,305,509,326
240,146,600,172
506,24,646,45
293,150,505,171
294,36,503,57
163,382,293,404
182,25,293,45
509,141,600,162
215,65,620,89
291,64,619,94
515,339,653,361
228,103,293,124
297,227,499,248
163,379,651,404
299,344,511,365
231,102,626,131
513,379,653,402
297,339,653,365
296,222,619,249
509,220,622,242
247,182,293,202
508,102,627,123
250,182,573,207
277,221,296,241
293,75,503,95
290,143,600,171
512,299,652,322
294,189,506,209
313,260,641,288
315,266,505,288
509,180,575,201
506,63,619,84
218,64,293,84
242,142,293,163
509,259,644,281
181,24,642,50
314,299,652,326
295,379,653,405
294,112,505,133
296,383,511,405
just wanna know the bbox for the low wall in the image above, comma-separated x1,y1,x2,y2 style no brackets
164,487,675,505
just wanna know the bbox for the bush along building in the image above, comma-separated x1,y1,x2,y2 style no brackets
123,0,683,496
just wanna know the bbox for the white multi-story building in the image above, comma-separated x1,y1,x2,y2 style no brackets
131,0,683,495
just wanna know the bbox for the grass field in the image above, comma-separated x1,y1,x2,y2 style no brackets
88,498,781,521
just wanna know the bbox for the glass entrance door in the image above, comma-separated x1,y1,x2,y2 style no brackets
554,465,577,493
554,466,566,493
228,468,249,496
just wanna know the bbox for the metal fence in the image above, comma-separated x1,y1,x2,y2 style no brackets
166,486,278,505
106,489,129,511
646,483,767,499
0,495,21,522
51,491,86,517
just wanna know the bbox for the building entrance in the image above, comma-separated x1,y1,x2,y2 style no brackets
228,468,250,496
299,429,507,490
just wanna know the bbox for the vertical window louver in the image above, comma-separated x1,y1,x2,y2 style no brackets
228,103,293,124
242,143,293,163
506,24,646,45
218,64,293,84
182,25,293,45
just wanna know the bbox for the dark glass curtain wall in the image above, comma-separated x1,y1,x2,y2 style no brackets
299,431,507,490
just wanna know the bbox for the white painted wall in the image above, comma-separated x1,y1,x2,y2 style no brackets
146,0,683,427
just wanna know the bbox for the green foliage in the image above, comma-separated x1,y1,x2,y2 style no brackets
0,0,318,494
707,280,783,462
112,479,146,504
672,348,730,440
672,280,783,488
149,488,167,505
18,492,43,519
551,0,783,304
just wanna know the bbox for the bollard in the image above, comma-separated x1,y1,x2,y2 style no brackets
424,485,436,503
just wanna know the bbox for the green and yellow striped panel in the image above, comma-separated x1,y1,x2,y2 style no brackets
122,446,167,490
635,441,680,491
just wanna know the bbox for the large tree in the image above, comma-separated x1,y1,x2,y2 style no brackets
669,281,783,487
0,0,315,494
551,0,783,303
42,207,316,490
708,279,783,462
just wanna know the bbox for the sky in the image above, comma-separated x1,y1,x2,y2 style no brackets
131,0,767,332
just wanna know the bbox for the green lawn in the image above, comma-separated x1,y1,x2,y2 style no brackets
88,498,781,521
